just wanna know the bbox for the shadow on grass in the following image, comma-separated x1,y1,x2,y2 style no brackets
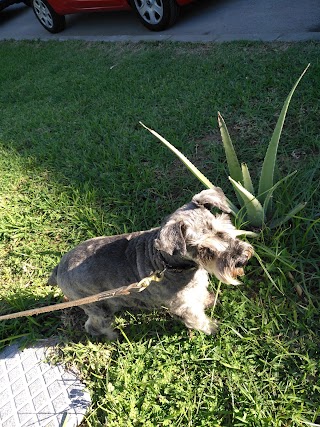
58,306,188,344
0,291,64,350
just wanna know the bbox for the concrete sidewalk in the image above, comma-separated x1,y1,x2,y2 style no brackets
0,0,320,42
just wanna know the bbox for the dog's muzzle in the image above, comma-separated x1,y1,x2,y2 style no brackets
233,247,254,279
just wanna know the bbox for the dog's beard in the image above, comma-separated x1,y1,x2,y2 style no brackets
184,223,254,286
190,242,253,286
203,259,242,285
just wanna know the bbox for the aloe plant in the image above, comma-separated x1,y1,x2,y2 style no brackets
141,65,310,229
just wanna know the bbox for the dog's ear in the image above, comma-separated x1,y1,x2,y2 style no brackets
154,221,186,256
192,188,231,213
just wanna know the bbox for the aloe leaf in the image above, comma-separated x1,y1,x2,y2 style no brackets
262,170,298,214
218,112,243,183
140,122,214,188
229,177,265,227
140,122,239,215
235,230,259,238
270,202,307,229
241,163,255,195
258,64,310,204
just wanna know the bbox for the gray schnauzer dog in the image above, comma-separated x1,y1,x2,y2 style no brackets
49,188,253,340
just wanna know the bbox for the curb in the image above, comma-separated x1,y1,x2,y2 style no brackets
2,33,320,43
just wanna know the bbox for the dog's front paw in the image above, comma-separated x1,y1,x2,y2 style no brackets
208,318,220,335
104,328,119,341
193,316,220,336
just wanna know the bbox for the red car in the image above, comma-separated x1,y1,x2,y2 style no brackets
32,0,193,33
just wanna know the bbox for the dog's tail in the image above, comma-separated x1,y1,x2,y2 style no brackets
47,265,58,286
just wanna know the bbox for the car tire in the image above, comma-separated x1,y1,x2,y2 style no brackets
32,0,66,33
23,0,32,6
130,0,180,31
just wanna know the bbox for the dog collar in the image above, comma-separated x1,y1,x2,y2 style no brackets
165,263,197,273
158,254,197,274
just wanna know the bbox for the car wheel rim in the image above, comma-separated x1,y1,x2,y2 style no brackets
33,0,54,29
133,0,164,25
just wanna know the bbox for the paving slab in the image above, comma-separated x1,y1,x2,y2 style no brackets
0,340,91,427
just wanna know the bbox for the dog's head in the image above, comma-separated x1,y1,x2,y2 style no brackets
155,188,253,285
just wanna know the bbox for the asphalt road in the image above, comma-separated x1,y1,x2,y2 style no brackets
0,0,320,42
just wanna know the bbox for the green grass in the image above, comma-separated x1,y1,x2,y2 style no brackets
0,40,319,426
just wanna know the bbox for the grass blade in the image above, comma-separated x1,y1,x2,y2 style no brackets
229,177,264,227
218,112,242,183
258,64,310,204
253,251,285,295
262,170,298,214
270,202,307,228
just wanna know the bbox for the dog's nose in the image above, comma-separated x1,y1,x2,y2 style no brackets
235,261,242,268
235,259,247,268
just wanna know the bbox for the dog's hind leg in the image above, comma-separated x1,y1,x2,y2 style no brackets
82,304,118,340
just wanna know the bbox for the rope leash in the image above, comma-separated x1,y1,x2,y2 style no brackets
0,270,165,322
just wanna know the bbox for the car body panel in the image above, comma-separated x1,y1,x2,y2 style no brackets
47,0,192,15
49,0,130,14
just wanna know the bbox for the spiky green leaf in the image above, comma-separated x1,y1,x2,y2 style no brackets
234,230,259,238
241,163,255,195
229,177,265,227
258,64,310,204
140,122,214,188
218,112,243,183
140,122,239,215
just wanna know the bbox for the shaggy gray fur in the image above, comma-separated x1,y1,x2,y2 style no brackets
49,189,253,339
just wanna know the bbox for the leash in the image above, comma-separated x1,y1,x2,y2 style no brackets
0,270,165,322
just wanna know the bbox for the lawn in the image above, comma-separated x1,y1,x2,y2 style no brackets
0,40,319,426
